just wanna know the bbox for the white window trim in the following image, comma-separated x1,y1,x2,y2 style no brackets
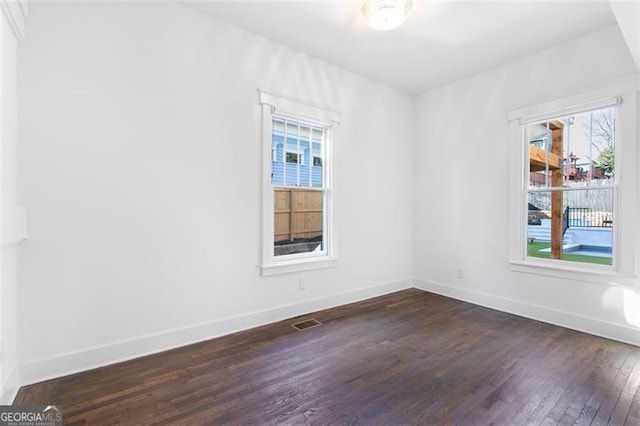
507,74,639,286
259,90,340,276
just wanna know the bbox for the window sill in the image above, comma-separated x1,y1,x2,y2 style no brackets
261,257,337,277
509,259,636,288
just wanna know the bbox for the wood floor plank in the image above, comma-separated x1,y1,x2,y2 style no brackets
610,352,640,425
13,289,640,425
592,351,639,425
627,376,640,425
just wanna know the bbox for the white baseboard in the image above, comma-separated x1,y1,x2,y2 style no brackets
413,278,640,347
18,277,638,391
20,279,412,386
0,365,19,404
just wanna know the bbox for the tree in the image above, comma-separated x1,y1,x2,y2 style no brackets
597,144,614,178
590,109,615,148
582,109,615,178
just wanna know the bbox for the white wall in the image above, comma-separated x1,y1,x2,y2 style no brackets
413,26,640,345
1,0,27,403
609,1,640,71
17,2,414,383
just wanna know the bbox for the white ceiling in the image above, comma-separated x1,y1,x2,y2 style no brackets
182,1,618,95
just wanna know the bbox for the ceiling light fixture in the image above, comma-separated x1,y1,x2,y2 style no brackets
362,0,413,31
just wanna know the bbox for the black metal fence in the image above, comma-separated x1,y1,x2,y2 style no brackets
527,207,613,228
567,207,613,228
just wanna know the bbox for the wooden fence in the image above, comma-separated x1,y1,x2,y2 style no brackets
274,188,323,242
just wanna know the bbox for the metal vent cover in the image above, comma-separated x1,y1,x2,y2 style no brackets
292,318,322,331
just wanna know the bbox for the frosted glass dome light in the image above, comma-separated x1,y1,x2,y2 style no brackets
362,0,413,31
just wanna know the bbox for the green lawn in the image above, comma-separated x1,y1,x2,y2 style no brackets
527,241,612,265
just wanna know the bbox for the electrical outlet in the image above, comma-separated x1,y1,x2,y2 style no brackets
456,268,464,279
299,277,306,290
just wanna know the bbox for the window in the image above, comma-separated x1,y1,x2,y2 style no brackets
508,77,637,282
259,91,340,276
525,107,615,267
285,151,300,164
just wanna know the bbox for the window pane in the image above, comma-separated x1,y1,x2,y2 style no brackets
527,108,615,189
527,121,558,188
272,117,324,188
527,188,613,265
274,188,323,256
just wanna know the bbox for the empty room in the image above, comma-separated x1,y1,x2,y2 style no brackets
0,0,639,424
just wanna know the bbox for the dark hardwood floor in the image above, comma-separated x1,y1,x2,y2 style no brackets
15,289,640,425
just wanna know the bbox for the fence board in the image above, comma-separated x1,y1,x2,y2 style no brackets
274,188,323,242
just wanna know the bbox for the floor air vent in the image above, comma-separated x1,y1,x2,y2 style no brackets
292,318,322,331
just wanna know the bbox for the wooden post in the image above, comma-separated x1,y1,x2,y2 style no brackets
550,121,564,260
289,189,294,242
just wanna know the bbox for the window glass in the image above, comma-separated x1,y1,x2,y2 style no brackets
525,107,615,266
271,116,326,257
